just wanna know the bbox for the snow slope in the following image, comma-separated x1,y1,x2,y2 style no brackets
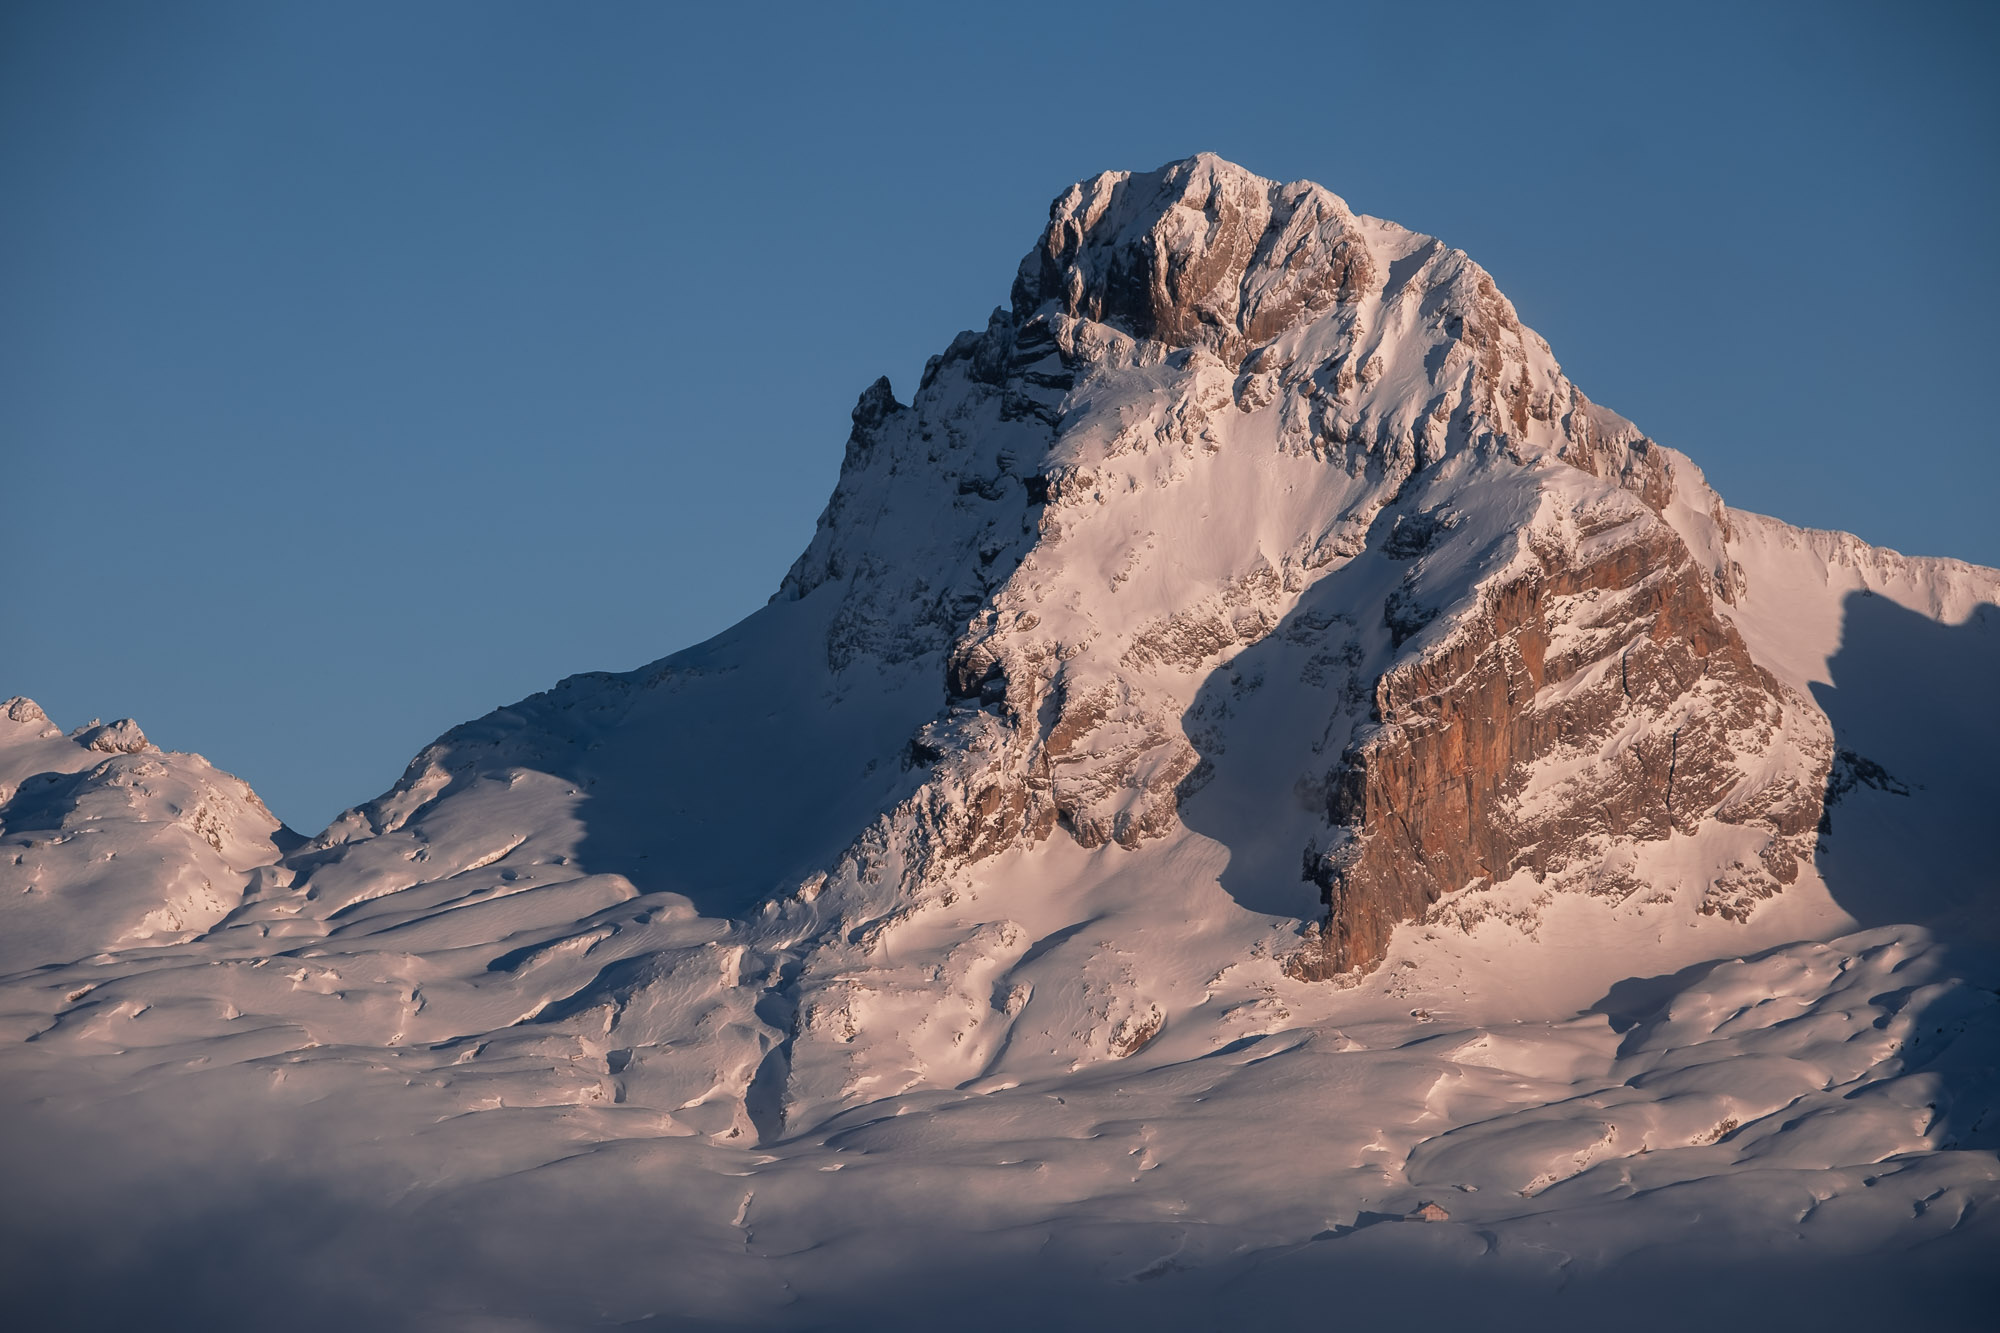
0,699,293,975
4,156,1997,1329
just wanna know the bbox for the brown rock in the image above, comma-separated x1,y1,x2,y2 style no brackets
1304,482,1825,977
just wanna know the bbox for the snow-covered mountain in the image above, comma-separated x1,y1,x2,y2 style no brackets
5,155,1998,1330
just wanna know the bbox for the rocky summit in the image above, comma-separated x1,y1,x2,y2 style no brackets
5,156,1999,1329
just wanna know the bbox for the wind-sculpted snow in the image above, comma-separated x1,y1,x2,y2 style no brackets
5,918,1995,1328
5,155,2000,1327
0,699,293,973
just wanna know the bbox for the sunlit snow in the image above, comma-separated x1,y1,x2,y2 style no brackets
4,156,1996,1330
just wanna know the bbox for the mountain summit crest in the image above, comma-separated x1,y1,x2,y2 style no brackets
1011,152,1377,358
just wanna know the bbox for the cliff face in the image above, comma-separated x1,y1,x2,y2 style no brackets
1295,488,1826,977
1010,160,1379,359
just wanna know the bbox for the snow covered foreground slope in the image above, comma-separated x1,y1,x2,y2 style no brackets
5,155,1999,1329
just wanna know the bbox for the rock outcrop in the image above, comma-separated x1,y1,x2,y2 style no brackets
1294,487,1827,978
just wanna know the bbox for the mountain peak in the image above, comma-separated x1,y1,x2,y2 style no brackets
1011,154,1374,360
739,152,1830,1000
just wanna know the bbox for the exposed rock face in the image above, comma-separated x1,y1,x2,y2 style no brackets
69,718,154,755
1292,488,1827,978
1011,156,1379,360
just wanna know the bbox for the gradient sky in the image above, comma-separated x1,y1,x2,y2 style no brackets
4,1,1995,833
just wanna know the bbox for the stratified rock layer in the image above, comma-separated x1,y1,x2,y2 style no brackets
1296,491,1826,978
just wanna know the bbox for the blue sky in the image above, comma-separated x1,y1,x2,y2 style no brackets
4,1,1995,833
